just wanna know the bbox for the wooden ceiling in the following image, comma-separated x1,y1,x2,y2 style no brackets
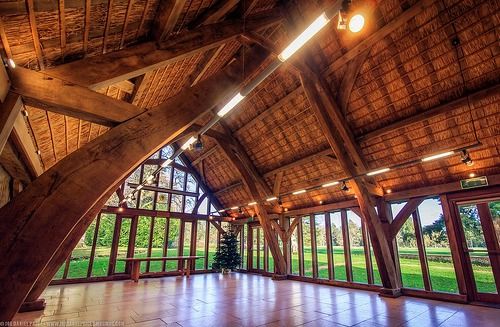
0,0,498,213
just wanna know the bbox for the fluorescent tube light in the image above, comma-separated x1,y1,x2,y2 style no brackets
278,13,330,62
266,197,277,202
322,181,339,187
292,189,306,195
230,206,238,210
136,185,143,190
161,159,173,167
248,202,257,206
181,136,197,150
217,93,245,117
421,151,454,162
367,168,390,176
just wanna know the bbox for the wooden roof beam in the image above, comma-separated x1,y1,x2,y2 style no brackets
152,0,185,42
11,111,44,177
8,67,142,126
191,145,219,166
44,9,283,89
214,181,243,196
188,0,240,29
0,93,22,154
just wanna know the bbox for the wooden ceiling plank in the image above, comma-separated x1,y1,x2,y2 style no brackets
214,181,243,196
0,141,32,183
0,18,13,59
9,67,142,126
323,0,436,76
136,0,153,39
0,93,22,154
359,83,500,142
26,0,45,70
272,171,283,196
44,10,283,89
153,0,185,42
263,148,334,178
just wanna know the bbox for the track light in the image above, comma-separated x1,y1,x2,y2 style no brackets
366,167,390,176
422,151,454,162
337,11,347,30
266,196,277,202
278,12,330,62
238,208,243,214
217,93,245,117
292,189,306,195
277,198,283,206
192,136,203,152
341,181,350,192
230,206,238,210
248,201,257,206
460,149,473,166
322,181,339,187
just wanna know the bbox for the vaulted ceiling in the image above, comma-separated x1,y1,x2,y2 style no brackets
0,0,498,214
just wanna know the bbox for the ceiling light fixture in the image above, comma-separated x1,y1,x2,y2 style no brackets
348,14,365,32
469,173,475,178
266,196,277,202
292,189,306,195
248,201,257,206
217,93,245,117
161,158,173,168
230,206,238,210
341,181,350,192
421,151,454,162
460,149,473,166
7,58,15,68
366,167,390,176
278,13,330,62
322,181,339,187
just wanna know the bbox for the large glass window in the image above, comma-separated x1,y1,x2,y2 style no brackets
330,211,346,281
149,218,167,272
302,216,313,277
166,218,180,271
91,214,116,277
315,214,328,279
196,220,207,269
348,210,367,283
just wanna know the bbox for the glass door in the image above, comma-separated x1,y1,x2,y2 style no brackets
249,226,264,272
456,199,500,303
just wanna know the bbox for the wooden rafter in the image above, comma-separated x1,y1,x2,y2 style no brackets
389,197,427,238
119,0,135,49
153,0,185,42
11,112,44,177
188,0,239,29
0,92,22,154
58,0,66,61
191,145,218,166
26,0,44,70
82,0,91,54
338,50,370,114
44,10,283,89
102,0,114,54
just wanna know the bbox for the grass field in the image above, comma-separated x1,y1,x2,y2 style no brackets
56,246,496,294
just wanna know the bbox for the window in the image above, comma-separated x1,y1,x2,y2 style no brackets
91,214,116,277
134,216,152,273
347,210,368,283
148,218,167,272
302,216,313,277
330,211,346,281
315,214,328,279
196,220,207,270
166,218,180,271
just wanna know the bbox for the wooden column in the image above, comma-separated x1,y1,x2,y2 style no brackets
362,220,374,285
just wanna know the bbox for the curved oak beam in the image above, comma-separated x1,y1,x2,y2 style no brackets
0,46,268,320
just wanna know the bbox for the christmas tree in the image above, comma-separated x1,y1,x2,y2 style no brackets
212,229,241,272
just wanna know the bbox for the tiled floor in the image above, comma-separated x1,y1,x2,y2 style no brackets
14,273,500,326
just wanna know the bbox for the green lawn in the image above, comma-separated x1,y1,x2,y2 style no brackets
55,246,497,294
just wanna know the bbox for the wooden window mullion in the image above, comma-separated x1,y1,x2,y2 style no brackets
162,217,170,272
297,217,305,277
413,210,432,291
310,214,318,278
325,212,334,280
361,219,374,284
178,220,185,270
264,237,268,272
62,255,71,280
108,215,122,275
87,214,101,278
257,228,261,270
341,209,353,282
146,217,155,272
190,220,197,270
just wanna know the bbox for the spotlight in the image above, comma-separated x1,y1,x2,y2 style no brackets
208,215,213,220
460,150,473,166
348,14,365,33
192,135,203,152
337,11,347,30
386,189,392,194
341,181,350,192
277,198,283,206
238,207,243,214
319,200,323,205
117,207,124,213
469,173,475,178
284,208,288,212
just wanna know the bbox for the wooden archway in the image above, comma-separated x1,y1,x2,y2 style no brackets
0,47,267,320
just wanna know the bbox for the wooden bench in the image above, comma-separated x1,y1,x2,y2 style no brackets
118,256,203,282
